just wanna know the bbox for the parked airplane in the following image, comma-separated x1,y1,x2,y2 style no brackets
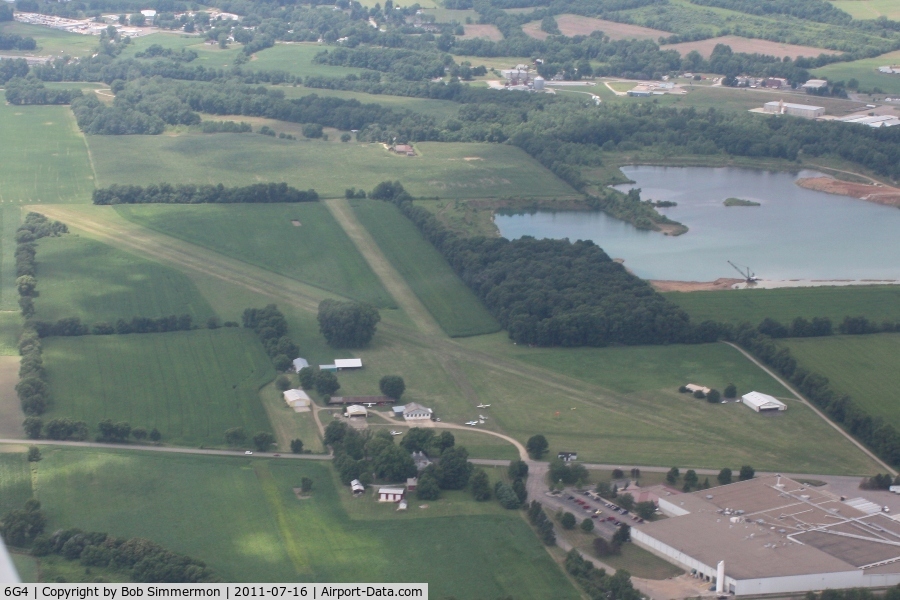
364,403,378,407
476,403,491,408
479,414,488,420
465,421,479,426
390,430,402,436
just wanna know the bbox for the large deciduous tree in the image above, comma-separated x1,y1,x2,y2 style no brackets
379,375,405,400
317,299,381,348
526,434,548,459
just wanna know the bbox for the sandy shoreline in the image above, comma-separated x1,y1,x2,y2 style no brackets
650,278,742,292
651,278,899,292
796,177,900,207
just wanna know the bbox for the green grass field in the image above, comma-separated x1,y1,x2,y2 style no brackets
665,285,900,326
830,0,900,20
457,336,880,473
25,448,580,596
0,22,99,57
115,203,395,308
0,451,32,514
783,333,900,431
814,49,900,95
247,44,367,78
0,206,21,311
0,103,94,204
119,32,245,69
278,85,462,120
351,200,500,337
42,329,275,447
86,134,579,200
34,234,217,324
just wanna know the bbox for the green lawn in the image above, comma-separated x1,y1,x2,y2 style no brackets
247,44,367,79
42,329,275,447
351,200,500,337
0,103,94,204
830,0,900,20
783,333,900,431
0,22,99,57
0,451,32,514
456,336,880,474
26,448,580,596
814,49,900,96
34,234,217,324
665,285,900,327
87,134,579,200
115,203,395,308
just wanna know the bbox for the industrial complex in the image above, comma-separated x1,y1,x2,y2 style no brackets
633,476,900,596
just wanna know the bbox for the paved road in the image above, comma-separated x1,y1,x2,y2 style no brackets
0,438,333,459
723,341,895,475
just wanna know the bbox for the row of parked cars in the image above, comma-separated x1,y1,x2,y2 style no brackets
568,491,645,524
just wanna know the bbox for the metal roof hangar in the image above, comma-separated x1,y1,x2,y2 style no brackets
633,476,900,595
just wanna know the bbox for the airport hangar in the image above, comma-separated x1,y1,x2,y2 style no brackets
632,475,900,596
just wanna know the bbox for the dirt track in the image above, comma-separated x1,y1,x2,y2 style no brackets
650,278,742,292
796,176,900,207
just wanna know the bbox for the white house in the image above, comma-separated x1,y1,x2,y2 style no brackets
378,487,405,502
741,391,787,412
292,357,309,372
283,389,311,412
402,402,432,421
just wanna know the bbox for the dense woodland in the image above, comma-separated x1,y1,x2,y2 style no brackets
4,77,82,105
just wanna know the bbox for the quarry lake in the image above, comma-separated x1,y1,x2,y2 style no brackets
494,166,900,282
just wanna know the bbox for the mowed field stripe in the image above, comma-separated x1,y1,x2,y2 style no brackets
254,462,311,577
324,198,444,337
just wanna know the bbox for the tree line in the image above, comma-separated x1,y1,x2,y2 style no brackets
242,305,300,373
23,415,161,443
0,33,36,51
0,500,218,582
93,183,318,205
4,77,82,105
30,314,206,338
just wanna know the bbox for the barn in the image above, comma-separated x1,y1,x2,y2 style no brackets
378,487,405,502
741,391,787,412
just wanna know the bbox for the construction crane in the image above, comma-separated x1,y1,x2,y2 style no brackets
728,261,758,283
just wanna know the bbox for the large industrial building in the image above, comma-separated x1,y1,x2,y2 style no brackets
763,101,825,119
633,476,900,596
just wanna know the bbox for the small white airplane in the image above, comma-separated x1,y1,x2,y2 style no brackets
479,415,488,420
390,430,402,436
476,403,491,408
364,403,377,407
465,421,479,426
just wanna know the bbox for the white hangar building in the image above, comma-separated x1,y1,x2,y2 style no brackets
632,475,900,596
742,391,787,412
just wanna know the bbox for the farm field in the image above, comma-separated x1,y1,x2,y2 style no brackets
0,451,31,515
0,356,24,438
782,333,900,431
665,85,866,115
423,7,479,23
115,203,394,308
351,199,500,337
277,86,462,119
814,49,900,96
460,24,504,41
1,206,21,310
0,103,94,204
830,0,900,20
457,335,880,474
661,35,838,60
665,285,900,326
22,448,580,596
258,382,324,454
0,22,98,57
524,14,668,41
41,329,275,447
34,234,217,324
87,134,579,200
246,43,366,79
119,32,245,69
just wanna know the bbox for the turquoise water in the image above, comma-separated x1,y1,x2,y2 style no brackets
494,166,900,281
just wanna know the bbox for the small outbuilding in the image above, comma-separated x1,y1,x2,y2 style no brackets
741,391,787,413
402,402,433,421
335,358,363,370
406,477,418,491
685,384,711,395
292,357,309,372
350,479,365,495
345,405,368,418
558,452,578,462
378,487,405,502
283,389,311,412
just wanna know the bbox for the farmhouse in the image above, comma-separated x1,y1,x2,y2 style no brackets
283,388,311,412
378,487,405,502
392,144,416,156
411,451,431,471
763,101,825,119
765,77,788,89
402,402,433,421
741,391,787,412
633,475,900,595
345,405,368,418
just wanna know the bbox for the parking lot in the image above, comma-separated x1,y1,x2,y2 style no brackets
544,488,647,537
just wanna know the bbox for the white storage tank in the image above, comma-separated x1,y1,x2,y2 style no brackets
533,76,545,90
